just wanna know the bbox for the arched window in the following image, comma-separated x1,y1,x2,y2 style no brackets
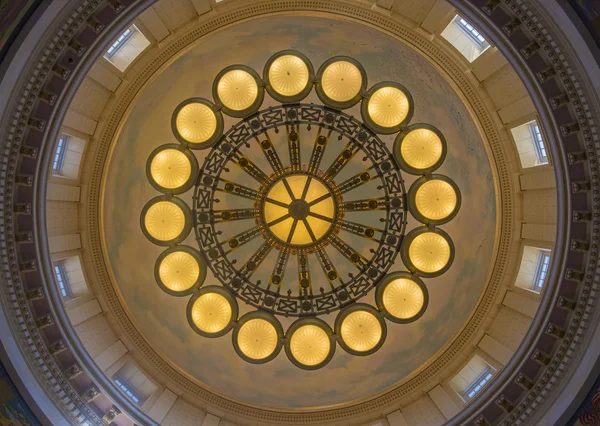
441,16,491,62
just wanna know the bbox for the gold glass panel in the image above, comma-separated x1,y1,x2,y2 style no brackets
340,310,382,352
144,201,185,241
382,278,425,319
415,180,457,220
217,69,259,111
175,103,217,143
191,292,232,333
268,55,310,97
367,86,410,128
159,251,199,292
150,149,191,189
408,232,451,273
321,61,362,102
400,128,443,169
237,318,278,360
290,325,330,366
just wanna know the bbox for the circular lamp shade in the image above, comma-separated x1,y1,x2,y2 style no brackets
394,125,446,175
172,98,223,149
187,286,238,338
213,66,264,118
146,144,198,194
285,318,335,370
141,196,191,246
264,50,314,103
408,175,461,225
263,175,335,246
233,312,283,364
362,82,413,134
401,227,455,278
376,272,428,323
316,57,366,109
155,246,206,296
335,304,386,356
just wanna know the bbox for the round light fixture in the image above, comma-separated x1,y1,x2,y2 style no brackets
141,197,191,245
171,98,223,149
146,144,198,193
376,272,428,323
394,125,446,175
265,51,313,102
401,228,454,277
409,175,461,225
316,57,366,109
362,82,413,134
285,318,334,370
335,304,386,356
187,286,238,338
143,51,461,368
213,66,264,117
155,246,205,296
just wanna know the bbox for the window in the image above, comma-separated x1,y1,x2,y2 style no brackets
103,24,150,72
529,122,548,164
454,17,490,49
52,134,69,175
441,15,491,62
105,27,136,59
53,261,71,299
462,366,494,401
533,251,551,290
114,377,141,404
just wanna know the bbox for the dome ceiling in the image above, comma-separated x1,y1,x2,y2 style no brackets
102,16,496,409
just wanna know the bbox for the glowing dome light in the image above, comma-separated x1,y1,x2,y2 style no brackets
175,102,217,143
144,201,186,242
237,318,279,360
367,86,410,128
289,325,331,367
321,61,363,102
150,149,191,189
217,69,259,111
408,232,451,274
268,55,310,97
400,128,444,170
340,310,382,353
191,292,233,334
415,179,458,221
158,251,199,292
382,278,425,320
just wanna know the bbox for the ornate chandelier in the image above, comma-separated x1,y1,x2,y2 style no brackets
140,50,461,369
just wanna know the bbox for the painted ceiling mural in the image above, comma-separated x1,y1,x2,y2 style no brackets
103,16,496,408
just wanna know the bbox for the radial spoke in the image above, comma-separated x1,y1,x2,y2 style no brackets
265,197,289,208
240,241,273,279
308,129,331,173
233,153,268,184
297,250,312,299
220,226,262,255
330,236,368,268
336,164,377,194
267,213,291,227
287,126,301,171
302,218,317,242
314,247,344,291
324,141,359,179
340,197,387,212
287,219,299,244
339,219,383,241
307,192,332,206
217,179,260,201
307,211,334,223
282,177,296,200
255,133,284,174
212,208,259,223
266,249,290,294
300,176,312,200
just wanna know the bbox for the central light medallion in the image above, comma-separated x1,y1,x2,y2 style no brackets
141,50,461,369
260,173,339,247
